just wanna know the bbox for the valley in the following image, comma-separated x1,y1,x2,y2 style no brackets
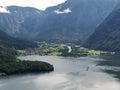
17,42,114,57
0,0,120,89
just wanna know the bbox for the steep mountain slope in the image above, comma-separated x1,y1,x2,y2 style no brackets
35,0,117,43
0,30,37,49
84,4,120,52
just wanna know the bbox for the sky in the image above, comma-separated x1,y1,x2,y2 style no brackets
0,0,67,13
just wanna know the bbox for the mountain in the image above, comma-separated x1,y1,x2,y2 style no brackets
0,6,42,39
84,3,120,52
0,30,37,49
0,0,118,43
35,0,117,43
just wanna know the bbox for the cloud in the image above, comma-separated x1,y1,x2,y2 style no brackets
0,0,67,11
54,8,72,14
0,6,10,13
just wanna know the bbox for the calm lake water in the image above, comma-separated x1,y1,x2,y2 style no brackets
0,55,120,90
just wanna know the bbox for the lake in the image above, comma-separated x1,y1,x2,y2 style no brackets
0,55,120,90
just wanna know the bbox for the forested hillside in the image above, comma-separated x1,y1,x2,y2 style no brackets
0,27,54,76
84,4,120,52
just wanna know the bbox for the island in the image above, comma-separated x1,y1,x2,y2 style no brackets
0,45,54,76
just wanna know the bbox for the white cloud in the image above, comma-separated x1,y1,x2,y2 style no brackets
0,0,67,11
0,6,10,13
54,8,72,14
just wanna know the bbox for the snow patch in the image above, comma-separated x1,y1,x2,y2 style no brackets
54,8,72,14
0,6,10,13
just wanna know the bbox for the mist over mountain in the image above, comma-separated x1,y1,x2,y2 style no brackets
84,3,120,52
0,0,118,43
0,29,37,49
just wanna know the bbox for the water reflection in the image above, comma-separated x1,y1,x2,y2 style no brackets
0,56,120,90
97,55,120,79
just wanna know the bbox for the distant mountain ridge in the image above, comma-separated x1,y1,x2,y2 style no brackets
0,0,118,43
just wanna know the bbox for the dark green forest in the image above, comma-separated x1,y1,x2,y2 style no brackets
0,45,53,76
84,7,120,52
